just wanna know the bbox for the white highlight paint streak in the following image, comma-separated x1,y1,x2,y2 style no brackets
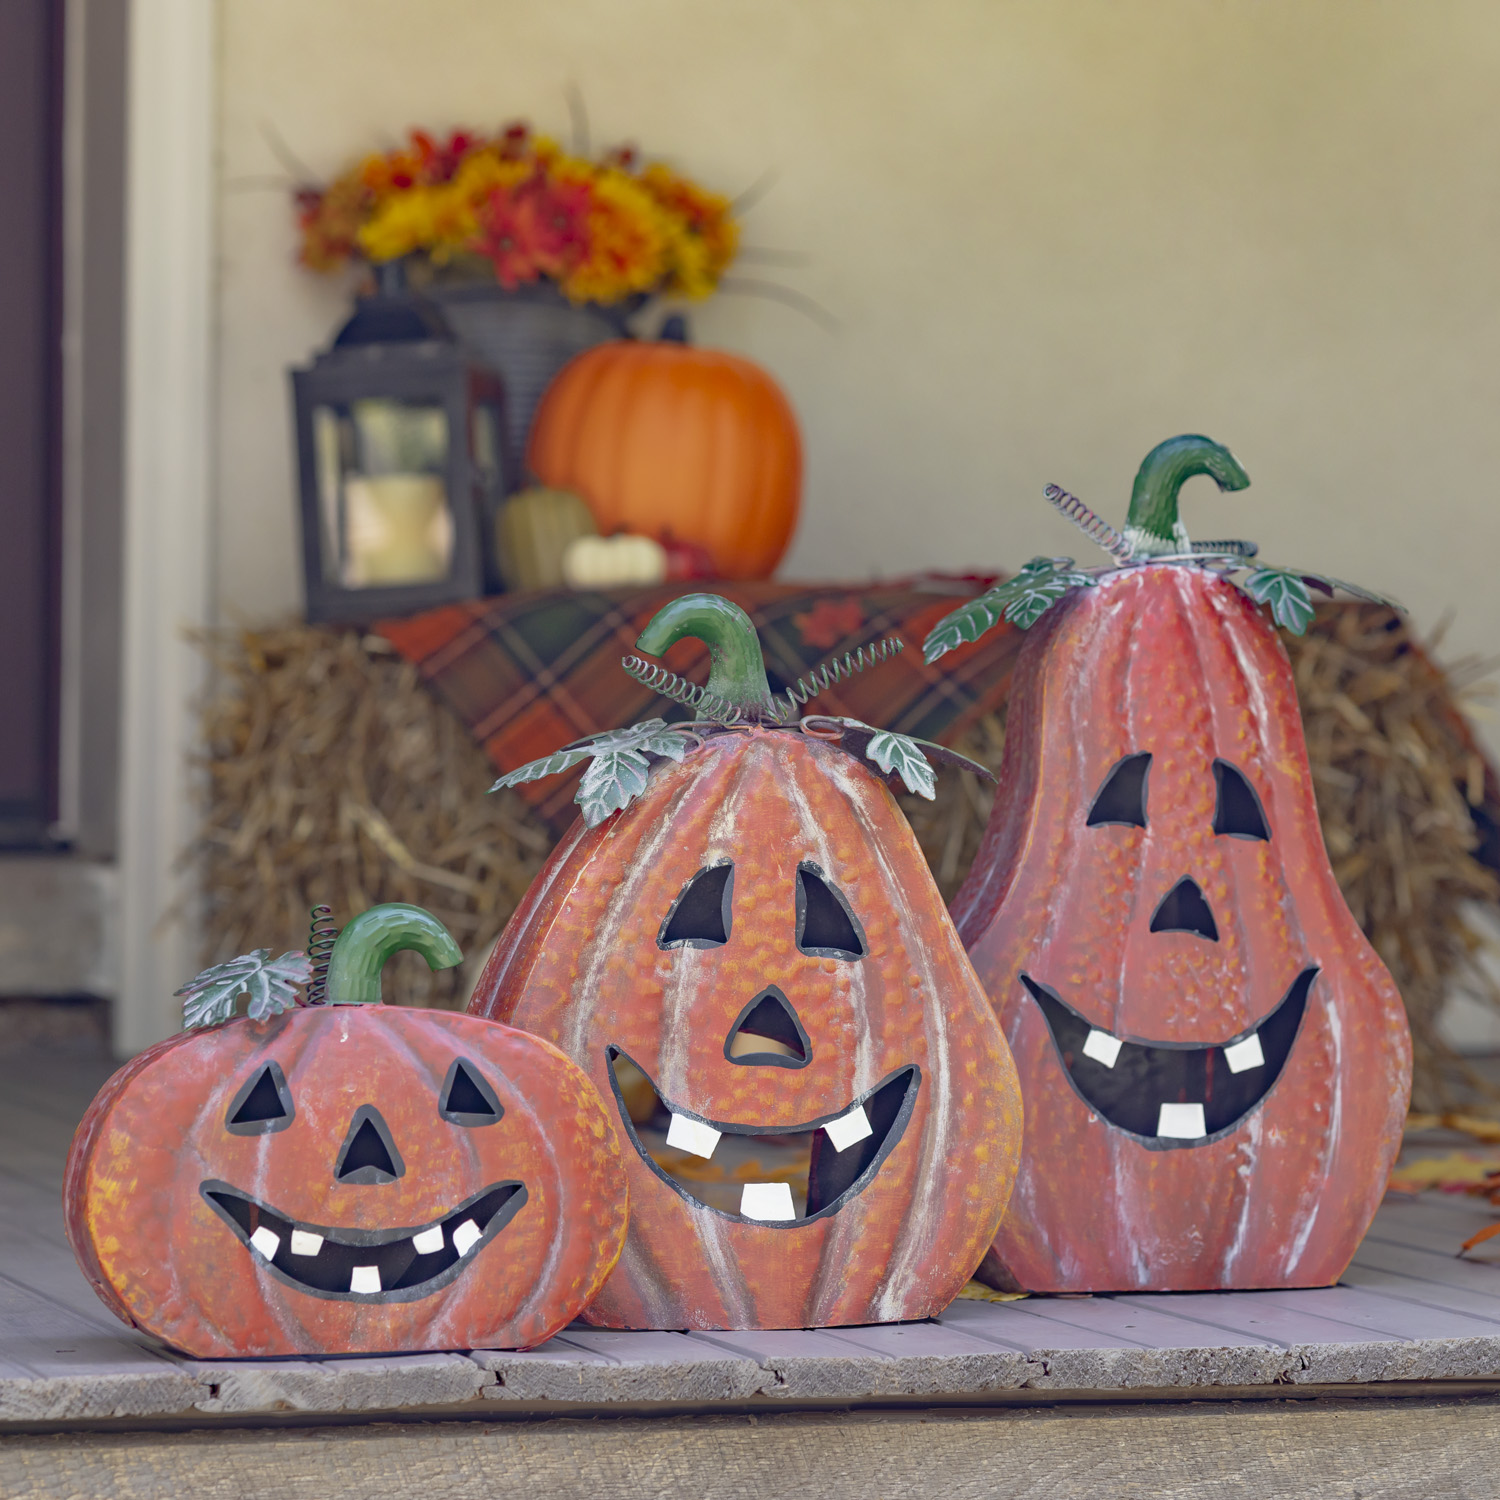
819,752,954,1324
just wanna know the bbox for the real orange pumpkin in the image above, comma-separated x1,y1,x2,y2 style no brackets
65,905,629,1357
527,335,801,581
472,595,1022,1331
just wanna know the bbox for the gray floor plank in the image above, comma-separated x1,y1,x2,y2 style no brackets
1001,1293,1277,1351
1251,1283,1500,1339
1114,1290,1394,1347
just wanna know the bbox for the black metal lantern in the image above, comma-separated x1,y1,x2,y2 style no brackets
291,266,516,624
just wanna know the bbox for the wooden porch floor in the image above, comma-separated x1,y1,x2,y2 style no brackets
5,1044,1500,1495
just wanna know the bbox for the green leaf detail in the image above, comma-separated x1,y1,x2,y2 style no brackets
865,730,937,800
1242,568,1316,635
1314,574,1402,611
176,949,312,1029
923,558,1095,662
489,745,594,791
492,719,697,827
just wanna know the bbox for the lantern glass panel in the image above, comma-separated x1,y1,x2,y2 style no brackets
310,398,456,589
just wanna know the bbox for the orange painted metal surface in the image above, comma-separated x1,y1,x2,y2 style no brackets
470,728,1022,1329
527,339,801,580
953,565,1411,1293
64,1008,628,1357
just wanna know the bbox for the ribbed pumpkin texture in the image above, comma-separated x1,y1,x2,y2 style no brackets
527,340,801,580
952,549,1411,1293
65,1005,629,1356
471,730,1021,1329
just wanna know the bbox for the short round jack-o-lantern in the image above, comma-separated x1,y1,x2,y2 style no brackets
474,594,1022,1330
65,904,628,1357
925,436,1412,1293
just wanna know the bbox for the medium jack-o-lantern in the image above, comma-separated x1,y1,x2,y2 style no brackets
925,436,1412,1293
474,594,1022,1330
65,904,628,1356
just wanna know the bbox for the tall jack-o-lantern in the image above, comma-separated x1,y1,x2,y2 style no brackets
925,437,1412,1294
473,594,1022,1330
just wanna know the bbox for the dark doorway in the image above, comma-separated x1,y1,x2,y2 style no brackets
0,0,63,846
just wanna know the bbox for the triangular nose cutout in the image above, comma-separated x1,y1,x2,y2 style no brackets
334,1105,406,1184
725,985,811,1069
1149,877,1220,942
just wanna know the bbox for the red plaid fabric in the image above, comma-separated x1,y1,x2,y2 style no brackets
377,580,1021,832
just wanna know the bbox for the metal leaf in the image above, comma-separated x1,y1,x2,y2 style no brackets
921,593,1005,664
865,730,937,801
489,745,594,792
923,557,1095,662
1316,574,1403,611
1242,568,1316,635
577,748,654,827
176,949,311,1029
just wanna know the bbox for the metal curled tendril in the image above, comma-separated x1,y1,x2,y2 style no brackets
305,904,338,1006
623,635,906,726
620,657,746,723
1044,484,1133,562
769,637,906,720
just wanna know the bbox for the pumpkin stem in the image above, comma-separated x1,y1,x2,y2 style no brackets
323,903,463,1006
1123,435,1250,558
634,594,779,719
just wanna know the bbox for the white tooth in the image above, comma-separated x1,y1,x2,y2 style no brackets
666,1112,723,1160
740,1182,796,1221
350,1265,381,1294
452,1218,482,1256
1157,1102,1207,1139
288,1229,323,1257
1082,1029,1123,1068
823,1104,873,1153
1223,1033,1265,1074
249,1226,280,1260
412,1224,445,1255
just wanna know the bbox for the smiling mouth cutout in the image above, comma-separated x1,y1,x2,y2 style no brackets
201,1180,528,1302
605,1047,919,1224
1021,967,1318,1149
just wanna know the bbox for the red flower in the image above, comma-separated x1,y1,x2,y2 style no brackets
475,171,593,289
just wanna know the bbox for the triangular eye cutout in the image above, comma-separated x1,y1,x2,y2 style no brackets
724,986,811,1069
1213,759,1271,841
439,1058,504,1127
225,1061,294,1136
1086,753,1152,828
334,1105,405,1184
1149,876,1220,942
659,863,733,949
796,863,866,959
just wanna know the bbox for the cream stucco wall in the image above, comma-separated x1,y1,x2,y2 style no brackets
217,0,1500,732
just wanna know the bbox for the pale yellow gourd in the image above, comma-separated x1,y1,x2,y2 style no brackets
561,533,668,589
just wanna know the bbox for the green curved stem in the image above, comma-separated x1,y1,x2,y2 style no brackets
635,593,777,717
324,903,463,1006
1124,435,1250,557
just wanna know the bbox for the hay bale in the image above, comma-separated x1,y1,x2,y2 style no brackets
194,607,1499,1105
192,626,548,1008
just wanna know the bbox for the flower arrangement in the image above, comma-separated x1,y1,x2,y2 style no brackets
295,124,739,306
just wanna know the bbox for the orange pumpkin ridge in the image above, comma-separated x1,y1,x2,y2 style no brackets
528,338,801,580
472,595,1021,1330
937,438,1411,1294
65,907,629,1357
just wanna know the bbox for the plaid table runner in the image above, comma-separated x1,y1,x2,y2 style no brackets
376,580,1019,832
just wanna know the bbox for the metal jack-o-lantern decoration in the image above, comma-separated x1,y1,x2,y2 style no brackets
472,594,1022,1330
65,904,628,1357
925,435,1412,1294
291,266,515,624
